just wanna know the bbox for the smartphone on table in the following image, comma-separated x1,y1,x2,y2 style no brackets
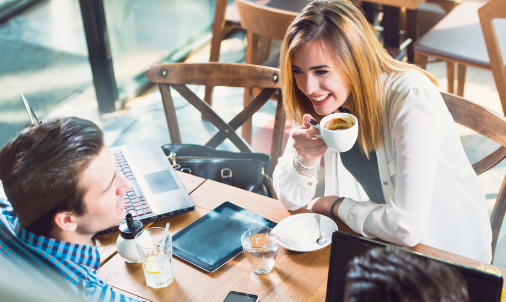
223,291,259,302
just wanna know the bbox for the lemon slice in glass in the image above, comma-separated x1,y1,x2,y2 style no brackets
144,256,160,274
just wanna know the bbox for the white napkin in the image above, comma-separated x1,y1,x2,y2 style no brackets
277,214,319,248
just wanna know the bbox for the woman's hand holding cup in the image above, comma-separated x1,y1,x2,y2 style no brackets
309,112,358,153
291,114,328,168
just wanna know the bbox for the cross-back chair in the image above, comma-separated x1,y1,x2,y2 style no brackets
234,0,297,144
145,62,285,175
441,91,506,261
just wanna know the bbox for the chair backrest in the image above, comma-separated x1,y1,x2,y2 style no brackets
234,0,297,41
145,62,285,175
441,91,506,260
478,0,506,115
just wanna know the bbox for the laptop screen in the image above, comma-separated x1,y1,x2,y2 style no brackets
326,232,503,302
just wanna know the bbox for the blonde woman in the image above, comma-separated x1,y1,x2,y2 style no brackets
272,0,492,262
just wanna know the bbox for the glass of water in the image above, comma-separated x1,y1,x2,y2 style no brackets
135,227,174,288
241,227,278,274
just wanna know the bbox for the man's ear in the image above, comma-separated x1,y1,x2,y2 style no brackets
53,212,78,232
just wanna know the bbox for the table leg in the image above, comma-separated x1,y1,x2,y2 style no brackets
382,5,400,48
406,8,418,63
361,2,381,25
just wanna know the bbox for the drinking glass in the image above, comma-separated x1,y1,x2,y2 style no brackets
135,227,174,288
241,227,278,274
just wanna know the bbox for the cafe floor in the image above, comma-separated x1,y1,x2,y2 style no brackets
11,0,506,267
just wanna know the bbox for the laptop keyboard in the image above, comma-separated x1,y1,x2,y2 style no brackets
114,151,153,218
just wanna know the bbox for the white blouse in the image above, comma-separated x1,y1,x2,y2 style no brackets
273,71,493,263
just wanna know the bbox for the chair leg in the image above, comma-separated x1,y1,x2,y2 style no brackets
242,92,253,144
490,175,506,262
258,36,272,65
457,64,467,97
159,84,182,144
269,95,286,176
205,28,223,108
245,30,259,65
447,61,455,94
242,31,260,144
414,52,428,69
205,0,229,107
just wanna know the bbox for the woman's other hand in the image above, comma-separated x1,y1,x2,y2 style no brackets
292,114,327,167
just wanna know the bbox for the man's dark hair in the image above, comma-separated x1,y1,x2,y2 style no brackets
0,117,104,237
345,246,470,302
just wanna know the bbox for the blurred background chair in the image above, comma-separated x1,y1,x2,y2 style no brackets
235,0,297,144
478,0,506,115
145,62,285,175
414,0,506,115
442,91,506,261
426,0,462,13
205,0,243,107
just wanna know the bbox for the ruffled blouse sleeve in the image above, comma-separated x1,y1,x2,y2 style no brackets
272,132,319,211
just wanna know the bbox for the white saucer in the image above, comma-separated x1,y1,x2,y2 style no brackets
273,213,338,252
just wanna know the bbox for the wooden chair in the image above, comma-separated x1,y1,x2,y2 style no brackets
234,0,298,145
204,0,243,107
441,91,506,261
414,0,506,115
479,0,506,117
145,63,285,175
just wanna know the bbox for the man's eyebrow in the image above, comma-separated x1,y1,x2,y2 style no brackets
310,65,330,70
103,172,117,193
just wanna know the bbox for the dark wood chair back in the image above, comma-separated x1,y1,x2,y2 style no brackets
235,0,297,43
442,91,506,260
145,63,285,175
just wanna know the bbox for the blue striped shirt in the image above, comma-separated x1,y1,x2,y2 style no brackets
0,197,143,301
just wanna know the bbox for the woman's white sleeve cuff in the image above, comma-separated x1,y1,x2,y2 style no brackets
273,153,318,211
338,198,381,239
288,160,318,185
338,198,357,222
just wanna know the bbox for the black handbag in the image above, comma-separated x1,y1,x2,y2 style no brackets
161,144,274,198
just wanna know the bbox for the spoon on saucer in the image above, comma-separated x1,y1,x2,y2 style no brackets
316,214,327,245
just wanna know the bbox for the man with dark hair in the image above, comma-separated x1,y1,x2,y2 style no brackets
0,117,142,301
345,246,470,302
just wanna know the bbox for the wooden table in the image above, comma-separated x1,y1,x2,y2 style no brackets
95,172,506,302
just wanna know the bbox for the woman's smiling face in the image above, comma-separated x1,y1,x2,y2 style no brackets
292,39,351,116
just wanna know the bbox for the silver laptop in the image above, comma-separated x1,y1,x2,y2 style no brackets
99,139,195,235
20,92,195,236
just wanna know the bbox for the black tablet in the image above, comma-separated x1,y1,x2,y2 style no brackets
172,201,277,272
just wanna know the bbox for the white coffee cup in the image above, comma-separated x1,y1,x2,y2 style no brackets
309,113,358,153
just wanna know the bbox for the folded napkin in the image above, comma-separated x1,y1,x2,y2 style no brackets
275,214,319,248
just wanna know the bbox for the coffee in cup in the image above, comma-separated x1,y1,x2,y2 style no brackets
309,113,358,153
323,116,355,131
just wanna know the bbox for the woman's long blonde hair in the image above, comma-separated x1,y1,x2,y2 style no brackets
280,0,437,156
